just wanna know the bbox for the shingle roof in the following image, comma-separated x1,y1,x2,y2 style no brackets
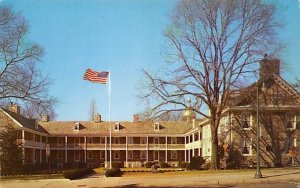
39,121,193,136
1,108,49,134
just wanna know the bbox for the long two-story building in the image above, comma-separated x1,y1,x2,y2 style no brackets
0,57,299,168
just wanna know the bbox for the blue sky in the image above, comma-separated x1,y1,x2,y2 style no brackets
1,0,300,121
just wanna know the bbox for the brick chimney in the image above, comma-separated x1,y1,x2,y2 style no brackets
94,113,101,123
133,114,140,122
259,54,280,79
41,114,49,122
8,102,20,115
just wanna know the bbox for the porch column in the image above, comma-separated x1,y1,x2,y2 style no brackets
126,136,128,167
105,136,107,167
184,136,187,162
165,136,168,163
84,136,87,163
22,130,25,165
65,136,68,163
39,139,42,164
146,136,149,162
46,137,48,163
192,148,195,157
32,134,35,164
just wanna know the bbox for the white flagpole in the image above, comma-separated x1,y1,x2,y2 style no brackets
108,71,112,169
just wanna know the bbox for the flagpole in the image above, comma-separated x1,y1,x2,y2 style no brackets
108,71,112,169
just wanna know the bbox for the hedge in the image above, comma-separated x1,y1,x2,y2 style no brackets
105,168,122,177
63,168,93,180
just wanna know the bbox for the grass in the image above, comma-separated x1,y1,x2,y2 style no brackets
0,174,64,181
92,167,300,177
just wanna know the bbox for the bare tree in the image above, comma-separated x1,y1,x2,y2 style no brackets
0,7,57,119
140,0,281,170
89,99,97,121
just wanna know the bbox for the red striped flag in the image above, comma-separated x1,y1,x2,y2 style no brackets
83,69,109,84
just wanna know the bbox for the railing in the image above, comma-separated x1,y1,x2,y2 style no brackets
148,144,166,149
86,143,106,149
127,144,147,149
16,139,46,148
167,144,185,149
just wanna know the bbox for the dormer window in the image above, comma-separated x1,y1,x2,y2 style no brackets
74,122,80,131
114,122,120,131
154,122,160,131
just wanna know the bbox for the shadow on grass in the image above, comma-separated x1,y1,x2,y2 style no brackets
264,170,300,178
101,184,235,188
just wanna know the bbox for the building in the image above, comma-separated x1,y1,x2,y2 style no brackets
0,57,299,168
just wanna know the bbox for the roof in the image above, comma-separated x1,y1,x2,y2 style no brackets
39,121,193,136
1,108,49,134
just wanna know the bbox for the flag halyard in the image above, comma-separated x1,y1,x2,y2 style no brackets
83,68,109,84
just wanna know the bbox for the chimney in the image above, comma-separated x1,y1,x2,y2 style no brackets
259,54,280,79
41,114,49,122
133,114,140,122
94,113,101,123
8,102,20,115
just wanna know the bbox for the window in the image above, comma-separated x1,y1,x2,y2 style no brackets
194,132,199,141
100,151,105,159
140,151,146,159
100,137,105,144
154,122,160,131
74,137,80,148
128,151,133,159
286,115,296,130
171,151,177,159
74,122,80,131
241,114,252,129
171,137,177,144
241,139,252,156
114,137,120,144
87,151,93,159
57,151,63,159
57,137,64,146
114,123,120,131
74,151,80,161
87,137,93,144
128,137,133,144
140,137,147,144
114,151,120,159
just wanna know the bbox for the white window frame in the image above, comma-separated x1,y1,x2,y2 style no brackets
241,138,252,156
241,114,252,130
74,137,81,148
74,122,80,131
154,122,160,131
286,115,296,130
114,122,120,131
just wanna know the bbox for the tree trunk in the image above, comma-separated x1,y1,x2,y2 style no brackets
210,121,220,170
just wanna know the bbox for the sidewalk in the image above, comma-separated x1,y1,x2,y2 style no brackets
1,168,299,188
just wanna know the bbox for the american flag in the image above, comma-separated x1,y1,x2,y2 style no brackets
83,68,109,84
